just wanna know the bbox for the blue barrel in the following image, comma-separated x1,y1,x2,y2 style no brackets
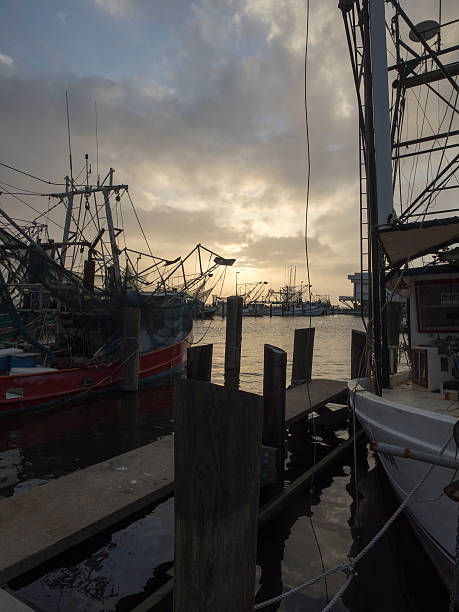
9,353,37,368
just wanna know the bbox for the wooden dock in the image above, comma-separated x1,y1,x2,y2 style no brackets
286,378,347,425
0,436,174,585
0,378,347,586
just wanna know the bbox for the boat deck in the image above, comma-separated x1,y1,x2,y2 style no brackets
384,379,459,418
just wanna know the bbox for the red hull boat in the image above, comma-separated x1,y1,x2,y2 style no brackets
0,331,192,417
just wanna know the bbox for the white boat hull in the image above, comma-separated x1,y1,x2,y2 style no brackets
349,382,458,592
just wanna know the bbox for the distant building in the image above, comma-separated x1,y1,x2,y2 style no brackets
339,271,404,312
339,272,368,311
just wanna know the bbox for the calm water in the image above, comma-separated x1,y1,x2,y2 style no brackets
194,313,366,392
0,315,448,610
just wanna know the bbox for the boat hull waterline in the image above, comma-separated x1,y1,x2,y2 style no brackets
0,332,192,416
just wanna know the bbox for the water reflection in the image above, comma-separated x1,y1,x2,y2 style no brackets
0,382,176,499
0,315,448,610
11,497,174,611
255,425,449,612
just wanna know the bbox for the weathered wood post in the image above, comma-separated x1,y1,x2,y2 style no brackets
351,329,367,380
263,344,287,499
186,344,213,382
174,379,263,612
291,328,315,385
224,295,243,390
122,306,141,392
386,302,402,374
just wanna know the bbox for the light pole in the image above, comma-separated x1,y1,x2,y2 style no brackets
235,271,240,296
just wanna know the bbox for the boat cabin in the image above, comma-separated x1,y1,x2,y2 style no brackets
390,264,459,392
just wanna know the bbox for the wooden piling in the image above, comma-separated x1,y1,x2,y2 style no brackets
174,379,263,612
386,302,402,374
351,329,367,380
291,327,315,385
224,295,243,390
186,344,213,382
122,306,141,392
263,344,287,498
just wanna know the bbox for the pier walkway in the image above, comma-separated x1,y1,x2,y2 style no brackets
0,378,347,585
0,436,174,585
286,378,347,425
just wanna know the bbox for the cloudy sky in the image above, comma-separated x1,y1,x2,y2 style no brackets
0,0,455,301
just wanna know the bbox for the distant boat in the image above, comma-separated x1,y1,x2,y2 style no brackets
242,302,265,317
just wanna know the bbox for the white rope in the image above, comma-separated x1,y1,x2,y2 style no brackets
254,431,453,610
254,562,351,609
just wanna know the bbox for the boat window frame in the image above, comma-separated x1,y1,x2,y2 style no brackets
414,277,459,334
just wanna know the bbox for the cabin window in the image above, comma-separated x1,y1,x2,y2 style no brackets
415,280,459,333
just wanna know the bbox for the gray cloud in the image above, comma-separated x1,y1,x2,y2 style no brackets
7,0,446,299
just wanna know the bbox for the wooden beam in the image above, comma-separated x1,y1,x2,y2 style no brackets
262,344,287,498
291,328,315,385
224,296,243,390
174,379,263,612
186,344,213,382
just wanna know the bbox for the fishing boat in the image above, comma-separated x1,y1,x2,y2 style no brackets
340,0,459,596
0,162,233,416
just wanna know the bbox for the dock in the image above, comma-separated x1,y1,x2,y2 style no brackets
286,378,347,425
0,378,346,586
0,436,174,585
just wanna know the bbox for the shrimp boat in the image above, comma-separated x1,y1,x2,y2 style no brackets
0,162,233,416
340,0,459,595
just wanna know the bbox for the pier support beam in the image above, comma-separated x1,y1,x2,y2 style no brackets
186,344,213,382
224,295,243,390
262,344,287,499
291,328,315,385
386,302,402,374
174,379,263,612
122,306,140,392
351,329,367,380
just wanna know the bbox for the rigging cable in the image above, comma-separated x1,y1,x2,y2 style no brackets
0,161,66,186
302,0,329,604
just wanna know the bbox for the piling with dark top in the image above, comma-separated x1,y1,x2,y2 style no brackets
291,327,315,385
174,379,263,612
224,295,243,390
386,302,402,374
351,329,367,380
386,302,402,346
263,344,287,498
186,344,213,382
122,306,141,392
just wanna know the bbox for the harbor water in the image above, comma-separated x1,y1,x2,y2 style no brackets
0,315,449,610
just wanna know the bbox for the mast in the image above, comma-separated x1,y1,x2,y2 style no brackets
362,0,393,392
61,175,74,265
103,168,122,290
369,0,394,227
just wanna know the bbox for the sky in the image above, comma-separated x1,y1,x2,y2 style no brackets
0,0,455,302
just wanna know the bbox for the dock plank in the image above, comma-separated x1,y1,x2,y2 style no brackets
286,378,347,426
0,436,174,585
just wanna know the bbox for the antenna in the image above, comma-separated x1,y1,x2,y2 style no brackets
65,92,74,187
95,100,100,186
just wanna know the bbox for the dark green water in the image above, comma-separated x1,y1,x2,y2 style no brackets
0,315,449,610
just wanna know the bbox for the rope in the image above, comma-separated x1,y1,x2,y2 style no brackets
449,504,459,612
254,563,351,609
255,417,452,610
